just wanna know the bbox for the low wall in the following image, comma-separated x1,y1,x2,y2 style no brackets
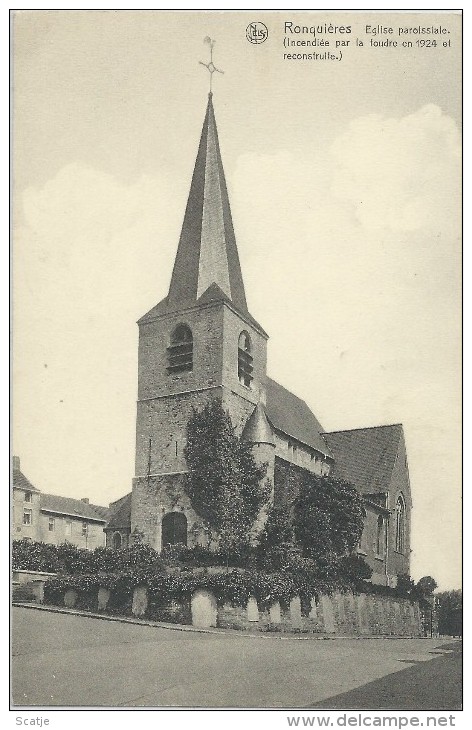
216,592,421,636
12,570,57,604
35,581,422,636
13,569,57,584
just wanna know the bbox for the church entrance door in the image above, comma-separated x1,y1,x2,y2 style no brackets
161,512,188,549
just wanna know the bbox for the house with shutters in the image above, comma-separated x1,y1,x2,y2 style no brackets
105,91,412,587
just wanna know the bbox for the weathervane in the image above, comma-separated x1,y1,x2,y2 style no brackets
199,37,224,93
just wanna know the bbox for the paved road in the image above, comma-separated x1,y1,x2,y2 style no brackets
11,607,461,709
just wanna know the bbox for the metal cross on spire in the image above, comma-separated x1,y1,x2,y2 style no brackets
199,37,224,93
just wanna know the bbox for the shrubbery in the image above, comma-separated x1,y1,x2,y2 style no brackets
12,540,165,576
42,565,350,613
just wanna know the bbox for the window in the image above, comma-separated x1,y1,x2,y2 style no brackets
112,532,122,550
376,515,385,557
65,520,72,537
82,522,88,537
395,496,405,553
167,324,193,373
23,509,32,525
24,491,32,503
359,509,368,552
48,517,55,532
238,331,253,387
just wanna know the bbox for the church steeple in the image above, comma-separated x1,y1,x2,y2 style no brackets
167,93,248,313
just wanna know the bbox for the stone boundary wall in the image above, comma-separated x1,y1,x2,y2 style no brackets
215,592,421,636
45,584,421,636
13,569,57,584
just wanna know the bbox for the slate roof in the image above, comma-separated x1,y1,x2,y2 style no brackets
12,468,40,493
105,492,132,530
323,424,403,495
92,505,111,520
138,283,267,336
265,377,332,458
242,402,275,446
167,93,248,314
40,493,109,522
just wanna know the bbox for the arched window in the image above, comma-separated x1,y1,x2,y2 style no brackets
112,532,122,550
395,496,405,553
238,331,253,387
167,324,193,373
161,512,188,549
376,515,385,557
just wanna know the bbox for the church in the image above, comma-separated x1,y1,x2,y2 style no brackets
105,91,412,587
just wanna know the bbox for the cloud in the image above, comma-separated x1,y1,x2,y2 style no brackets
330,104,461,232
13,163,181,500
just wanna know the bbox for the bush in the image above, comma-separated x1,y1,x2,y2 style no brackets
293,473,365,560
12,540,166,576
338,554,373,583
255,506,295,571
12,539,61,573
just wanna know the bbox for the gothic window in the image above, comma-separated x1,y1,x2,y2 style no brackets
161,512,188,550
395,496,405,553
167,324,193,374
238,331,253,387
358,507,367,552
376,515,385,557
112,532,122,550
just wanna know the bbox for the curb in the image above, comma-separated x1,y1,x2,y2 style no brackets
12,602,432,641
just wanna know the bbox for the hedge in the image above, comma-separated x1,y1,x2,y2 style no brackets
12,540,165,575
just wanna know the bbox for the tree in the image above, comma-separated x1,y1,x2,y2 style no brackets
416,576,438,597
395,573,416,597
292,471,365,562
436,589,462,637
184,399,270,555
255,505,296,570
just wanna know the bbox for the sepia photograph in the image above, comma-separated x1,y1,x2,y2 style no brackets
11,8,462,713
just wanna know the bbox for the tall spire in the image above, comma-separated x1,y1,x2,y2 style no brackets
167,93,248,313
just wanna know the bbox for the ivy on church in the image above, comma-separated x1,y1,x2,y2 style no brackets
184,398,271,558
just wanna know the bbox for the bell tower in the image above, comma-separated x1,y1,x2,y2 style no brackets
131,91,269,548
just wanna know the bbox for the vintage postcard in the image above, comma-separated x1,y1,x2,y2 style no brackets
11,8,462,716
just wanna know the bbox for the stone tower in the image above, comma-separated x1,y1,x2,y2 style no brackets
131,93,270,550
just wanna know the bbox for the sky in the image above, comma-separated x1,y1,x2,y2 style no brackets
12,10,462,590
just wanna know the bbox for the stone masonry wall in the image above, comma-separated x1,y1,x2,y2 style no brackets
131,473,210,551
214,592,421,636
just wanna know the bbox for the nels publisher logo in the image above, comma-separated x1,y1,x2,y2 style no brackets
246,22,268,44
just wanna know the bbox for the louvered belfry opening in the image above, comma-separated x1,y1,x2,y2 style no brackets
167,324,193,374
238,331,253,387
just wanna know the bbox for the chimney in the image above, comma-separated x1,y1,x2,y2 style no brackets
12,456,20,471
81,498,90,504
